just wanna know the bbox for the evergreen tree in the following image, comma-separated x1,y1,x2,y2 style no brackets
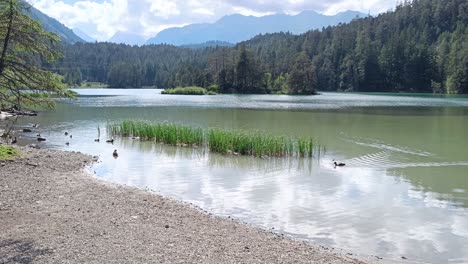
30,0,468,94
288,52,317,95
236,45,249,93
0,0,72,109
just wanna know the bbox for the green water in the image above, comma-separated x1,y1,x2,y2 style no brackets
7,89,468,263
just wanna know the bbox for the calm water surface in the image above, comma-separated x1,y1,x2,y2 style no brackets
8,89,468,263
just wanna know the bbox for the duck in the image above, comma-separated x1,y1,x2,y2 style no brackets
11,137,17,144
333,161,346,167
106,139,114,144
65,142,70,146
70,135,73,138
32,124,38,128
94,138,100,142
113,150,118,158
36,134,41,137
64,132,68,136
37,137,46,142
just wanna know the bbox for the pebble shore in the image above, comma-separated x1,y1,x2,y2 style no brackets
0,146,370,263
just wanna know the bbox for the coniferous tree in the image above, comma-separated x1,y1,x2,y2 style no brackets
0,0,72,109
288,52,317,95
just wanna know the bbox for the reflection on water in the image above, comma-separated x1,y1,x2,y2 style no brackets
4,89,468,263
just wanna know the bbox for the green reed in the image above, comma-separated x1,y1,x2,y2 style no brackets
109,120,321,158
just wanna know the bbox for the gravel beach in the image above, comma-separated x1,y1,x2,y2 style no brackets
0,146,370,263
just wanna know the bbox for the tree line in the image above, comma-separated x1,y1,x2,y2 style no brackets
48,0,467,94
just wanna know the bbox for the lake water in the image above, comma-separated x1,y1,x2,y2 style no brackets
6,89,468,263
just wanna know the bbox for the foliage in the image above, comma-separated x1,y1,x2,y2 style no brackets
0,0,74,110
109,120,322,158
0,145,18,160
161,86,210,95
288,52,317,95
39,0,468,94
69,81,108,89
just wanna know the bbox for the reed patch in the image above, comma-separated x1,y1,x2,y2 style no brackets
109,120,321,158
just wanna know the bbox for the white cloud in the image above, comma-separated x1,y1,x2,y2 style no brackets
27,0,396,41
147,0,180,19
192,8,215,16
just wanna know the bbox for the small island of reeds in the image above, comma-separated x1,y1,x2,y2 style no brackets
109,120,322,158
161,86,216,95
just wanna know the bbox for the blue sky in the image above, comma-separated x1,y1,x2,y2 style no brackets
27,0,397,41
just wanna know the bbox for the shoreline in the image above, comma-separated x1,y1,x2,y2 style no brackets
0,146,372,263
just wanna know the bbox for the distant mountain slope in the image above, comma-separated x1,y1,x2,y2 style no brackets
25,5,83,44
73,28,95,42
108,32,146,46
146,10,365,45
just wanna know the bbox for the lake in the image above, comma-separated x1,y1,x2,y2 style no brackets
7,89,468,263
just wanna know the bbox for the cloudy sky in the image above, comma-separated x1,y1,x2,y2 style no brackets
27,0,397,41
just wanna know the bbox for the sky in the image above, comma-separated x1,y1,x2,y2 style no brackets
27,0,398,41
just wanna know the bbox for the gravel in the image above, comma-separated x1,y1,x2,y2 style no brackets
0,146,370,263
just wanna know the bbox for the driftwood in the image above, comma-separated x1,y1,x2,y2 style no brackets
1,108,38,116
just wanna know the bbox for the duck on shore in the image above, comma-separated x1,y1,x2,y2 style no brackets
11,137,17,144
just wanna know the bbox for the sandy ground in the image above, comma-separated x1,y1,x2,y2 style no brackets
0,146,373,263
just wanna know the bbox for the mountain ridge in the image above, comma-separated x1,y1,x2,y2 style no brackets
25,4,83,44
73,28,95,42
108,31,146,46
146,10,365,46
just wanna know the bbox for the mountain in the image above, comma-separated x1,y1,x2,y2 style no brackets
145,10,365,45
49,0,466,94
73,28,95,42
26,5,83,44
108,32,146,46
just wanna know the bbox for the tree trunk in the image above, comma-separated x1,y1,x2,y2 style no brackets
0,0,14,76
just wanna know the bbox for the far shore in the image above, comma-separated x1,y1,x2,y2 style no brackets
0,145,377,263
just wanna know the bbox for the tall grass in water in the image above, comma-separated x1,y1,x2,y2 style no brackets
110,120,203,146
109,120,321,158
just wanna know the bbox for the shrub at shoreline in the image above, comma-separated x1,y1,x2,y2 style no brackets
161,86,215,95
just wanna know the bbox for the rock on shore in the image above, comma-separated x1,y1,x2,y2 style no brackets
0,147,369,263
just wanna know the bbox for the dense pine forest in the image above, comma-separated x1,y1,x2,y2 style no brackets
47,0,467,94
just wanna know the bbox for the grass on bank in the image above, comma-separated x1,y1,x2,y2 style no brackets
109,120,320,158
161,86,216,95
0,145,18,160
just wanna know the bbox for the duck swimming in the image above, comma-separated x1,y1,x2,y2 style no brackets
334,161,346,167
113,150,118,158
106,139,114,144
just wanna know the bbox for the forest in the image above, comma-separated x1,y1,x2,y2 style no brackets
46,0,467,94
